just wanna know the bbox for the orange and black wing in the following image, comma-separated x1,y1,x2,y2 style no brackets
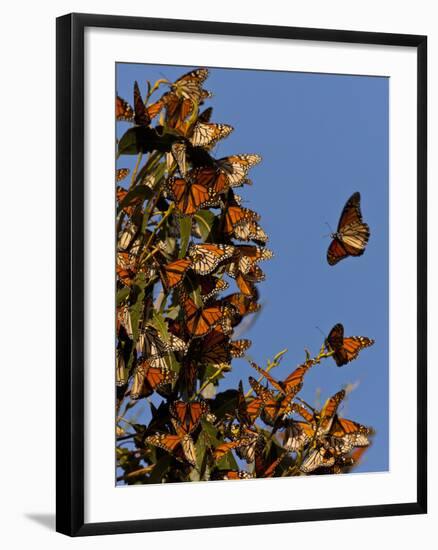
116,95,134,121
181,295,224,338
170,400,209,434
162,258,192,289
166,176,212,216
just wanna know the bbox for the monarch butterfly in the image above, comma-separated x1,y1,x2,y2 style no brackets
116,168,130,182
226,245,273,277
170,400,209,434
161,258,192,289
198,106,213,123
116,349,127,387
194,327,251,366
316,389,346,437
133,80,151,126
250,360,312,398
213,430,259,462
325,323,375,366
180,293,226,338
216,154,262,188
116,95,134,121
327,192,370,265
170,141,189,177
233,265,266,296
222,205,260,237
328,416,372,454
135,325,188,358
146,430,196,466
282,419,314,452
198,276,229,303
188,243,235,275
300,445,336,473
170,68,209,101
189,122,234,148
130,360,176,399
233,220,269,244
222,293,260,325
248,376,280,425
116,305,133,338
235,380,262,426
166,175,213,216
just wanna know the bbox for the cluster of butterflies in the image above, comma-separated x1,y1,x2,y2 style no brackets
115,67,375,482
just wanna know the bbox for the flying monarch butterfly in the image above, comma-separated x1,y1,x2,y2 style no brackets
146,429,196,466
188,243,235,275
300,445,336,473
116,168,130,182
170,400,209,434
325,323,375,366
161,258,192,289
130,360,176,399
180,293,226,338
166,175,213,216
327,192,370,265
198,276,229,303
116,95,134,121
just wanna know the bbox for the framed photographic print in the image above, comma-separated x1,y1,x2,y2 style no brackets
56,13,427,536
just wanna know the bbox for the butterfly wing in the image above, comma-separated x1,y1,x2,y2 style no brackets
116,95,134,121
162,258,192,289
188,243,235,275
133,81,150,126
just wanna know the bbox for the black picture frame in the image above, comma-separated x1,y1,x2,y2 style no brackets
56,12,427,537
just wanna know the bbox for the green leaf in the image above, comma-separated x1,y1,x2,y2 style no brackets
116,287,130,306
216,451,238,471
194,210,216,241
209,389,239,421
117,184,153,215
129,273,147,342
118,126,178,156
178,216,192,258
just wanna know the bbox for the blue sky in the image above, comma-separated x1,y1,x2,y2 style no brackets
116,63,389,474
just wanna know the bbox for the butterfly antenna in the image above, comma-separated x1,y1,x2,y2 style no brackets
315,326,326,338
322,222,334,238
296,396,316,413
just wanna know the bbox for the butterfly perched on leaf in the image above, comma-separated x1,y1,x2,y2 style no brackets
213,428,259,462
250,360,312,401
325,323,374,366
327,192,370,265
197,276,229,303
